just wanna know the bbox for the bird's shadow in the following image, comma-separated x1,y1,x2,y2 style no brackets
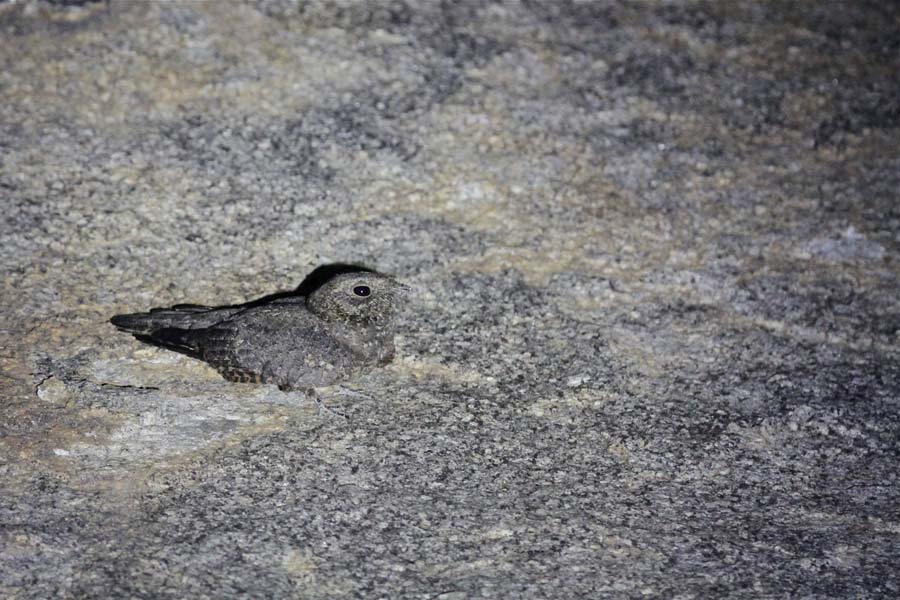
221,262,376,309
160,262,375,313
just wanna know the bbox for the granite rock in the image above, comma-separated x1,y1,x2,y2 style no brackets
1,1,899,598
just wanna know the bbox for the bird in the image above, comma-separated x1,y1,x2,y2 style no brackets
110,267,408,400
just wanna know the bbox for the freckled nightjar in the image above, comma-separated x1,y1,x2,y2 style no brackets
111,269,408,392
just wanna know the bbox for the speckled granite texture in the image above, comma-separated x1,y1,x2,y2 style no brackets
1,1,899,598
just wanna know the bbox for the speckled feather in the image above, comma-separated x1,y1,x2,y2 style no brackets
111,271,407,391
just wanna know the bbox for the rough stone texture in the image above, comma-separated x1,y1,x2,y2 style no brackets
1,0,898,598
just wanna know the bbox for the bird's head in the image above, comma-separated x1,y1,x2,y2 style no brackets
306,271,409,326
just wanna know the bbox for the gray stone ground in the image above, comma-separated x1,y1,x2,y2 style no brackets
1,0,899,597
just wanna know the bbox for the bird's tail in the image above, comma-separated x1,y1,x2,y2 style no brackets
110,305,212,336
133,328,203,359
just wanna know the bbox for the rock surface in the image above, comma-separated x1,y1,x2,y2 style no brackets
1,0,898,597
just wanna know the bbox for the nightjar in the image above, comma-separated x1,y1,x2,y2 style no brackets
111,268,408,393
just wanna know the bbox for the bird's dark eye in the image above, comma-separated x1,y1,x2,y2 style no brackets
353,285,371,297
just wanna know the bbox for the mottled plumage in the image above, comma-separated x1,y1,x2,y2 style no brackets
111,270,407,392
